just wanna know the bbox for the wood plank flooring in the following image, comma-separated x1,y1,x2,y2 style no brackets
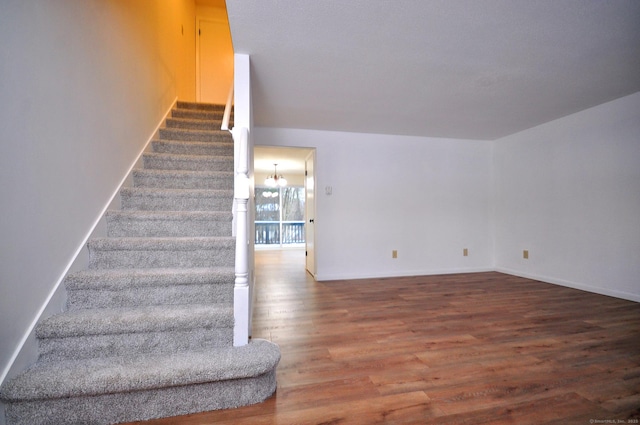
129,249,640,424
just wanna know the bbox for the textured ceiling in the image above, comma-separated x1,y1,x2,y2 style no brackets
227,0,640,140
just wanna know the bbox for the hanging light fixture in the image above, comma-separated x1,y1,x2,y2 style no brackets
264,163,287,187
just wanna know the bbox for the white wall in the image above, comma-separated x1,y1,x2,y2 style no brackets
254,171,305,187
494,92,640,301
255,128,494,281
0,0,195,386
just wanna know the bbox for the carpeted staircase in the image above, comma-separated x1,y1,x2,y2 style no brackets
0,102,280,425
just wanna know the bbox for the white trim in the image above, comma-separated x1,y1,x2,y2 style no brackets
495,267,640,303
316,267,495,282
305,150,317,279
317,266,639,302
0,98,178,387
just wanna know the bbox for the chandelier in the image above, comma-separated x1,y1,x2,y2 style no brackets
264,163,287,187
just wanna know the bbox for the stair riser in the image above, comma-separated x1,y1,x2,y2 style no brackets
151,140,233,156
38,328,233,362
171,109,229,121
166,118,230,131
88,247,234,269
176,101,227,112
159,128,232,143
143,155,234,172
106,217,231,237
4,370,276,425
67,285,233,310
120,192,232,211
133,173,233,190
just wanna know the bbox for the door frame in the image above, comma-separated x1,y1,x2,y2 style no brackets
305,150,317,279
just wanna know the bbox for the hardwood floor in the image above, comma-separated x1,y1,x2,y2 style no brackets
130,249,640,424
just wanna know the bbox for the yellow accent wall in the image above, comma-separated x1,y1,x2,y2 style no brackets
196,3,234,104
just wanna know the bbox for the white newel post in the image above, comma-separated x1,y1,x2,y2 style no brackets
233,127,250,346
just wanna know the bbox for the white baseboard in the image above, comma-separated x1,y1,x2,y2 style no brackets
316,267,495,282
317,266,639,303
0,98,178,387
495,267,640,303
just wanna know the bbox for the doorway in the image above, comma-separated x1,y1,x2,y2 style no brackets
254,146,316,279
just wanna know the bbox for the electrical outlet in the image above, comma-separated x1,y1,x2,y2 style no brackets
463,248,468,257
392,250,398,259
523,250,529,259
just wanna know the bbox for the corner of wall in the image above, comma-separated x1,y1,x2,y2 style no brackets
491,93,640,302
488,138,498,270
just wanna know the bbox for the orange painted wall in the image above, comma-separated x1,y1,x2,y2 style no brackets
196,3,234,103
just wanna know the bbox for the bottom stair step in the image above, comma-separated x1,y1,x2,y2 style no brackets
0,339,280,425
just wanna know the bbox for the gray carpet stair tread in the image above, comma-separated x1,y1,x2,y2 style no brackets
171,109,229,121
1,339,279,401
65,268,235,290
150,140,234,155
105,211,232,237
143,152,233,162
88,236,235,251
120,187,234,198
176,101,227,111
159,128,232,143
166,118,232,130
36,304,233,338
132,169,234,179
132,169,234,190
142,155,234,173
105,210,233,222
119,187,234,210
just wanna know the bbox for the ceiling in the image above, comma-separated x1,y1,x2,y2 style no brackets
226,0,640,141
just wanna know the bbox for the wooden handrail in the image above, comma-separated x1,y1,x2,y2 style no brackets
221,84,234,132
